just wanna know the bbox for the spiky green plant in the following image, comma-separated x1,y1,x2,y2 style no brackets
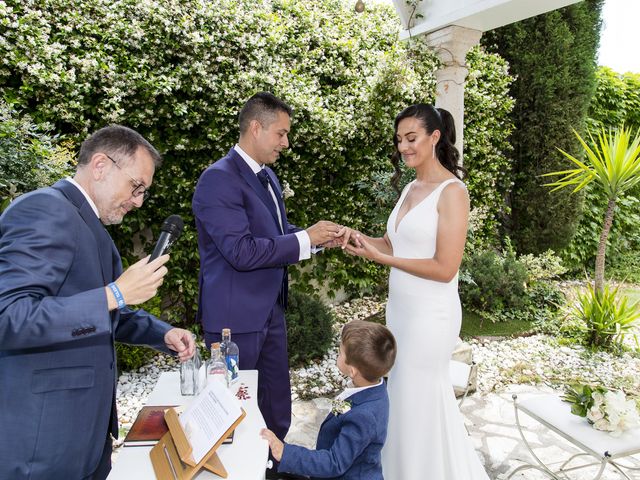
544,126,640,293
571,284,640,350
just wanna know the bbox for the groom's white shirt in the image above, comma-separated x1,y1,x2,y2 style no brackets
234,144,311,260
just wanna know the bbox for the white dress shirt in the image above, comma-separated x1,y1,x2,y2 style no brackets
234,145,311,261
335,378,384,402
66,177,99,218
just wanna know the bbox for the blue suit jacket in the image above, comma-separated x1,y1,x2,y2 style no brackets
0,180,173,480
279,382,389,480
192,148,301,334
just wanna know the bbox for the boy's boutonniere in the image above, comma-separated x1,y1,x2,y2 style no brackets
331,399,352,416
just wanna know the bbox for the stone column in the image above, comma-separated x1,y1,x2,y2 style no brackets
425,25,482,163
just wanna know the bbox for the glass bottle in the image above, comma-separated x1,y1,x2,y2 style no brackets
206,342,228,387
180,333,202,395
220,328,239,385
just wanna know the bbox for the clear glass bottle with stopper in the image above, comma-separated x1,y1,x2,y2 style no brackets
206,342,228,387
220,328,239,385
180,332,203,395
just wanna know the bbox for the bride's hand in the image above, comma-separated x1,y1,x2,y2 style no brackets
318,225,350,248
336,225,361,250
344,234,380,261
322,226,360,250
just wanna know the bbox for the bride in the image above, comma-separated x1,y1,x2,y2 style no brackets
343,104,489,479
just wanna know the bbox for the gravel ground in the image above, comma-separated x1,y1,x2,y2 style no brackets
114,296,640,446
289,296,640,399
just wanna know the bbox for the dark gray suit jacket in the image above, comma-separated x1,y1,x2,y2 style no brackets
0,180,172,479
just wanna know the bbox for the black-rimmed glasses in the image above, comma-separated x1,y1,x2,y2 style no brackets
105,154,150,201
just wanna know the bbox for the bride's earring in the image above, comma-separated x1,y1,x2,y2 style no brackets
432,143,436,159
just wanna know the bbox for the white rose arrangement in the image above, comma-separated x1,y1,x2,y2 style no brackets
563,384,640,437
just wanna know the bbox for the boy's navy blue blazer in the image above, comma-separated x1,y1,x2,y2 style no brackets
278,381,389,480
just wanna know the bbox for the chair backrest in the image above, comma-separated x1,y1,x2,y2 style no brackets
450,359,472,390
450,359,475,407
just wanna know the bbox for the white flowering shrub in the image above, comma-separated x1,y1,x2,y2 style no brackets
0,99,74,212
464,45,515,246
0,0,513,323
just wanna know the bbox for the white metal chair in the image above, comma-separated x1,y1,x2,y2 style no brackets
450,359,476,407
509,393,640,480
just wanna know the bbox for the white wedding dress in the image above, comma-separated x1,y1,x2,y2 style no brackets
382,179,489,480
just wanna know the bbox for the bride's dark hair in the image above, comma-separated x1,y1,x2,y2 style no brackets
390,104,466,195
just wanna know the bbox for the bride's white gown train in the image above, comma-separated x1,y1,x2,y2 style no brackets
382,179,489,480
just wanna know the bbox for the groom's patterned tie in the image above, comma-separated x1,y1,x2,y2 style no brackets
256,169,288,309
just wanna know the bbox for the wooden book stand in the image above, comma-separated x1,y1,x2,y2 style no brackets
150,406,246,479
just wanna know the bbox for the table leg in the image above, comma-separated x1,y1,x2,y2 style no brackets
510,395,568,479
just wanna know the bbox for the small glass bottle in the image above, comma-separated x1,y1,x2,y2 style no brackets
207,342,228,387
180,333,202,395
220,328,240,385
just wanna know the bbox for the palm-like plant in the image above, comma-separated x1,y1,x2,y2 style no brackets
544,126,640,294
572,284,640,349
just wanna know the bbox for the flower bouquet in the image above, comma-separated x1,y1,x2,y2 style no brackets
562,384,640,437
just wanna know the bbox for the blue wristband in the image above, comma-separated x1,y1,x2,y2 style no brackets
108,282,126,310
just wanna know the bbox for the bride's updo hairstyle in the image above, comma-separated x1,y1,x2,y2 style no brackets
391,104,466,194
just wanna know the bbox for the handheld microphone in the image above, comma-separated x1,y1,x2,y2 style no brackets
149,215,184,262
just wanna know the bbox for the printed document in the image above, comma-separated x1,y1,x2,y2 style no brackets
178,380,242,463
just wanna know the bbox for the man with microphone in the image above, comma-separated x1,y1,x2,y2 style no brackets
0,125,195,480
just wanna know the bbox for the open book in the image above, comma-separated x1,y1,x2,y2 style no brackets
124,404,234,447
124,405,176,446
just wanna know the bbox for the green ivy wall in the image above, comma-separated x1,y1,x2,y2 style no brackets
0,0,514,324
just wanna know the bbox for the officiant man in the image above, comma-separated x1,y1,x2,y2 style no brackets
0,125,195,480
192,92,343,457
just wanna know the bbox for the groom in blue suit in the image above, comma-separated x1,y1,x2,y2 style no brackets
193,92,343,451
0,125,195,480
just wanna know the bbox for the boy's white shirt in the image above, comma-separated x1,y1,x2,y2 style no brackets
335,379,383,402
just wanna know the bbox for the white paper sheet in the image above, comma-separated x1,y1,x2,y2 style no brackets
178,380,242,463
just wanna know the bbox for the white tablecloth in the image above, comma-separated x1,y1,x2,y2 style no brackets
108,370,268,480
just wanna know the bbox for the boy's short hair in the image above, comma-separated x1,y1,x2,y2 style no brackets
341,320,397,382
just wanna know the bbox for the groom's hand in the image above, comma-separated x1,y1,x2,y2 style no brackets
306,220,343,246
164,328,196,362
318,225,350,248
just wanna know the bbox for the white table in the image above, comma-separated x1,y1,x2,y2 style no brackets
108,370,268,480
509,394,640,480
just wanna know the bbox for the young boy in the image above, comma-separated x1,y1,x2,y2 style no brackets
261,320,397,480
